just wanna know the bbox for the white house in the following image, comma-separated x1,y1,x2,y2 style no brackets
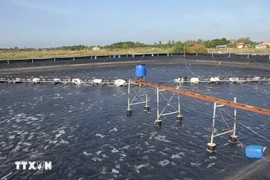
92,46,100,51
255,44,267,49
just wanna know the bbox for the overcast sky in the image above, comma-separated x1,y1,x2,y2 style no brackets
0,0,270,48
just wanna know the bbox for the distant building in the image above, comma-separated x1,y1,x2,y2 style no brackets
92,46,100,51
236,42,247,49
255,44,267,49
262,41,270,46
216,45,227,48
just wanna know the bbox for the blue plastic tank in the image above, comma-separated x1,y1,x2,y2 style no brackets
132,54,135,58
118,55,121,58
113,55,116,58
245,145,264,158
151,54,154,57
94,56,97,60
136,64,146,77
167,53,170,56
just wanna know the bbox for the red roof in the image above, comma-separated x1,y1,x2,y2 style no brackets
263,41,270,45
236,42,246,45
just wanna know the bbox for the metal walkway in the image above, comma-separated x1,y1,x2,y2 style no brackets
131,79,270,116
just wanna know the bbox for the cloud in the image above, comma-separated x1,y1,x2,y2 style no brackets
9,0,76,14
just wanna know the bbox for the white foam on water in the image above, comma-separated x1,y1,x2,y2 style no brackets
0,142,7,147
207,163,215,168
209,156,217,160
180,171,186,175
96,150,102,155
11,144,21,152
49,140,57,144
120,152,126,157
92,157,102,162
159,151,168,156
191,162,201,167
83,151,92,156
22,142,31,146
111,147,119,153
8,135,15,139
143,149,156,153
109,127,117,132
55,130,65,138
44,145,49,150
158,159,170,167
59,140,69,144
135,163,150,173
164,147,171,151
144,141,150,146
112,168,119,174
102,154,108,158
120,145,130,150
154,135,171,143
179,152,185,157
0,156,7,160
95,133,105,138
171,154,182,159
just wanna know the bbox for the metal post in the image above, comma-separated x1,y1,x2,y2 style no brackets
210,103,217,144
32,59,34,63
196,52,198,56
229,54,231,58
7,60,9,64
157,88,160,118
127,79,131,110
54,57,56,62
233,97,237,136
212,53,213,57
146,93,148,107
73,57,75,61
247,54,249,59
178,95,181,116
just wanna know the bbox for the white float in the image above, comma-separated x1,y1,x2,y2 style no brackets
190,77,199,85
72,78,82,85
114,79,127,87
32,78,40,84
92,79,104,86
210,77,220,84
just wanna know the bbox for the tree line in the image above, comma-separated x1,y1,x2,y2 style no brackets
0,37,264,53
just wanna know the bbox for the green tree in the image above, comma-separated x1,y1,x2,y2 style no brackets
171,41,184,53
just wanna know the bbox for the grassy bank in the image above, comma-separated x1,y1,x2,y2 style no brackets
0,48,170,60
1,47,270,60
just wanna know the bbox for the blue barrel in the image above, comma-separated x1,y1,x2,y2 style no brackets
245,145,264,158
167,53,170,56
151,54,154,57
118,55,121,58
136,64,146,77
94,56,97,60
132,54,135,58
113,55,116,58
